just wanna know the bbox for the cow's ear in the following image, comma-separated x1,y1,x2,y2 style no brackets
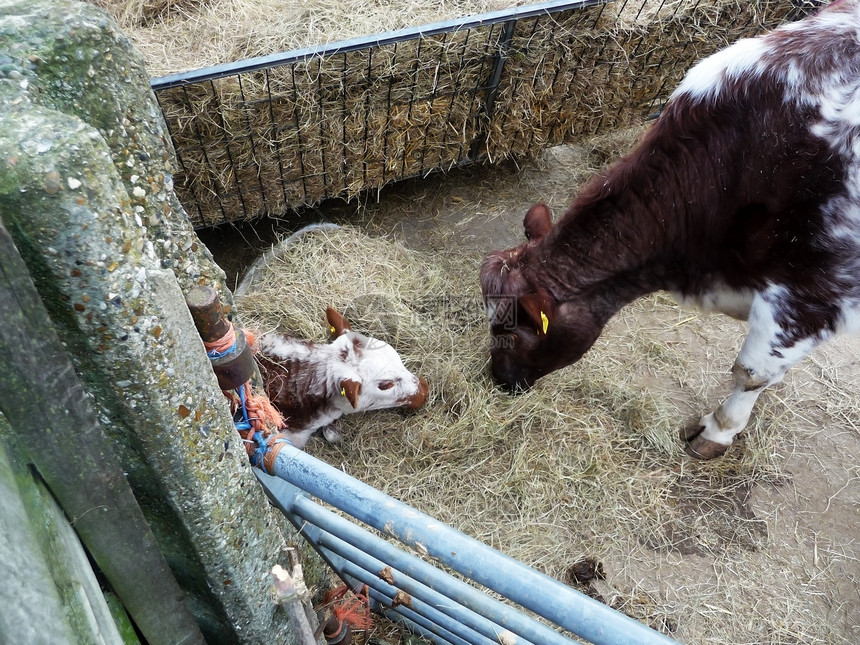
326,307,352,338
519,291,554,336
523,203,553,241
339,378,361,409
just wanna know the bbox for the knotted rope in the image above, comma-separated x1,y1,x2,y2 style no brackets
204,321,292,471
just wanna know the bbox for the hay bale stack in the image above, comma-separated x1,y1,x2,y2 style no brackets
148,0,805,226
483,0,805,158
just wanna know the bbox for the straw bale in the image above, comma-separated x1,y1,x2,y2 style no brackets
101,0,814,226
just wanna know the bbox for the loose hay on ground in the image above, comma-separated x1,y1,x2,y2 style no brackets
234,223,830,641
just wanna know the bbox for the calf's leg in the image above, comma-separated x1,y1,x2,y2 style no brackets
682,290,825,459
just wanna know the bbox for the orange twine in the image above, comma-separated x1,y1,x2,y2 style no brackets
323,584,374,631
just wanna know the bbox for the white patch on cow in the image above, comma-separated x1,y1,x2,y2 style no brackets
698,284,828,445
259,334,315,363
672,37,766,104
837,298,860,335
697,390,760,446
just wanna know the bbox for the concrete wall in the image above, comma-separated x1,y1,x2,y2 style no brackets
0,1,325,642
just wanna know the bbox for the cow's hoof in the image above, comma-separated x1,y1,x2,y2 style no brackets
322,425,342,444
679,422,704,442
684,435,731,460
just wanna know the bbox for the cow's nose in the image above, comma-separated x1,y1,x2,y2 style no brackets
491,367,532,394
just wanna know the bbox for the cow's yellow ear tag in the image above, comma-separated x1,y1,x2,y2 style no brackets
341,387,346,397
540,311,549,334
330,325,336,334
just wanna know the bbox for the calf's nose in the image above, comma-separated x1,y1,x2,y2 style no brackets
404,376,429,409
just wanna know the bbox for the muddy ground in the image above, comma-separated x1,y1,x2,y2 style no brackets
198,140,860,645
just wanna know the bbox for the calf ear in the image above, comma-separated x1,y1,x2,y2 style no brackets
326,307,353,337
339,378,361,409
523,203,553,241
519,291,554,336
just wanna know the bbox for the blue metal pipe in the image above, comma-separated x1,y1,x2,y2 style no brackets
266,445,679,645
361,583,474,645
336,557,497,645
256,469,558,645
310,524,522,645
292,496,559,645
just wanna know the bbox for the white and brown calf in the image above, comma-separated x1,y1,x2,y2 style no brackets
256,307,428,448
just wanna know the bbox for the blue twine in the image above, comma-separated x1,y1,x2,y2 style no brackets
207,339,237,360
250,430,292,468
227,375,292,469
206,333,292,466
233,382,252,431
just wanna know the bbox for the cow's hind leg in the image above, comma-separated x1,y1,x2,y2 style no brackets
682,290,825,459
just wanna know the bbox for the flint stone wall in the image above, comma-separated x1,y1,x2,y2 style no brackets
0,1,324,642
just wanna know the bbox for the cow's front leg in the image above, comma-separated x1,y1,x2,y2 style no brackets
681,361,772,459
681,289,823,459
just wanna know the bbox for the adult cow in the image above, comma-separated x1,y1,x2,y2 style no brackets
480,0,860,458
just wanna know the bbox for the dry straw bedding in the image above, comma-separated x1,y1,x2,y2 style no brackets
235,223,854,644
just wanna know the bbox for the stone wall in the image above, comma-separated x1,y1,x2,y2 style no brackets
0,1,324,642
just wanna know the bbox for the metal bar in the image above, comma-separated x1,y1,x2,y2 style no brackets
263,68,290,207
315,57,330,201
322,537,524,645
306,509,536,644
362,584,474,645
150,0,609,89
468,17,517,163
255,470,550,645
291,496,565,645
283,520,492,645
482,18,517,121
400,36,425,179
290,64,310,202
337,558,498,645
179,83,229,225
236,73,270,217
264,446,679,645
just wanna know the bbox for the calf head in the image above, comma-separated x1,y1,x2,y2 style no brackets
480,204,605,392
326,307,429,412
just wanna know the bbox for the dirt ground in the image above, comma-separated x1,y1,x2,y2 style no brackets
198,139,860,645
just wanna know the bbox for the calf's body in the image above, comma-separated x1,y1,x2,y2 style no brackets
256,307,428,448
481,0,860,458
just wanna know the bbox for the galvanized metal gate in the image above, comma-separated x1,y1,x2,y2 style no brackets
255,444,680,645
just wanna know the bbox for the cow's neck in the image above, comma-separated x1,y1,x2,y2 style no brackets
534,145,719,311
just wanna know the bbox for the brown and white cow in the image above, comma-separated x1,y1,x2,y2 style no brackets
480,0,860,459
255,307,428,449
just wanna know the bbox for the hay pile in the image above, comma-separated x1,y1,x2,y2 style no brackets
95,0,806,226
235,224,812,641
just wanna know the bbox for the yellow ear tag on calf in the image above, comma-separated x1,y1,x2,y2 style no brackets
330,325,336,334
540,311,549,334
341,387,346,397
